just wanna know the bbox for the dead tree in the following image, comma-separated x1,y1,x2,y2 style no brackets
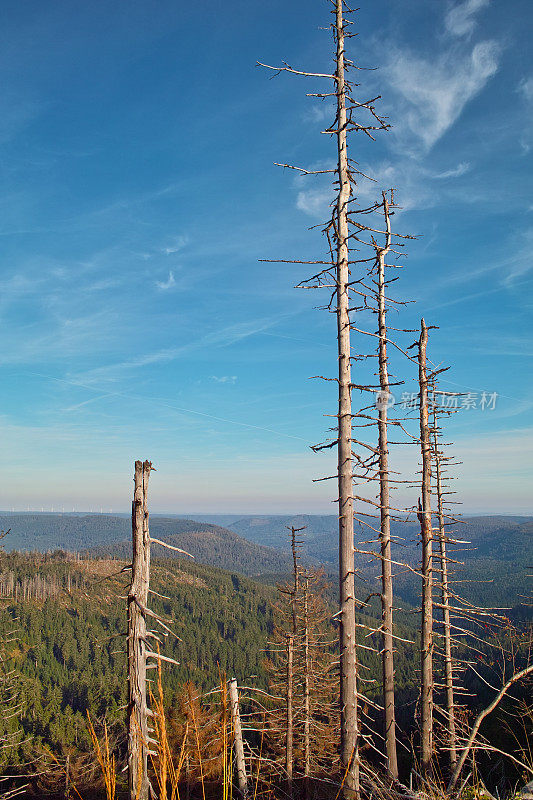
127,460,190,800
289,526,306,640
448,662,533,792
259,3,391,794
287,525,305,795
431,391,457,775
338,190,415,777
264,532,339,788
333,2,360,792
376,193,398,779
302,576,311,790
414,358,528,789
286,633,294,796
417,319,434,779
0,531,27,800
127,460,152,800
228,679,248,799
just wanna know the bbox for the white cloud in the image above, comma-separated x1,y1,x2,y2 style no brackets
501,227,533,287
295,158,471,219
156,270,176,290
303,101,335,124
431,161,471,179
518,76,533,105
444,0,490,38
356,162,431,211
294,160,336,218
296,186,333,218
211,375,237,384
385,40,500,152
161,235,189,255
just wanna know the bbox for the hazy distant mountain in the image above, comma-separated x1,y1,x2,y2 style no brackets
216,513,532,608
0,512,530,606
0,513,130,552
0,513,291,577
217,513,532,559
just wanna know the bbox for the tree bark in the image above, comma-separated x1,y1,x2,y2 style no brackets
377,194,398,779
418,322,434,779
229,679,248,798
335,0,359,795
127,459,152,800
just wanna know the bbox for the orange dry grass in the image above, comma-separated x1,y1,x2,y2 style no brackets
86,713,116,800
149,652,189,800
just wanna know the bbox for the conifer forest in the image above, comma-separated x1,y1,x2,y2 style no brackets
0,1,531,800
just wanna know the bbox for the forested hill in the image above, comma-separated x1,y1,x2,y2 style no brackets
216,514,533,608
0,552,420,778
0,514,291,576
216,513,533,561
0,552,277,771
1,512,530,606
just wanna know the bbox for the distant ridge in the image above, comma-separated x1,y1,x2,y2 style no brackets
1,512,530,607
0,513,291,577
217,513,533,608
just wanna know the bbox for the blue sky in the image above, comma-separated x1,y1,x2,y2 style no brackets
0,0,531,514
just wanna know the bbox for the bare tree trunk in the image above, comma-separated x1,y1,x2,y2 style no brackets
447,663,533,792
127,459,152,800
431,403,457,776
65,754,70,800
290,525,304,635
185,754,190,800
303,577,311,796
229,679,248,799
286,634,294,798
377,194,398,779
335,0,359,795
418,322,434,779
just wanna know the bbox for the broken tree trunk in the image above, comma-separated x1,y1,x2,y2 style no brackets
229,678,248,799
418,321,434,779
127,459,152,800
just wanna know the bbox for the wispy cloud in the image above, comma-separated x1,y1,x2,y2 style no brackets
86,277,122,292
501,227,533,287
70,315,289,386
384,39,500,152
518,76,533,104
295,156,475,217
423,226,533,307
432,162,471,179
161,235,189,255
294,160,335,218
296,186,333,218
0,94,45,145
62,393,115,412
211,375,237,384
444,0,490,38
156,270,176,290
303,101,335,124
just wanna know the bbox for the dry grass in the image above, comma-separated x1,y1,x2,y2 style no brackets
86,714,116,800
